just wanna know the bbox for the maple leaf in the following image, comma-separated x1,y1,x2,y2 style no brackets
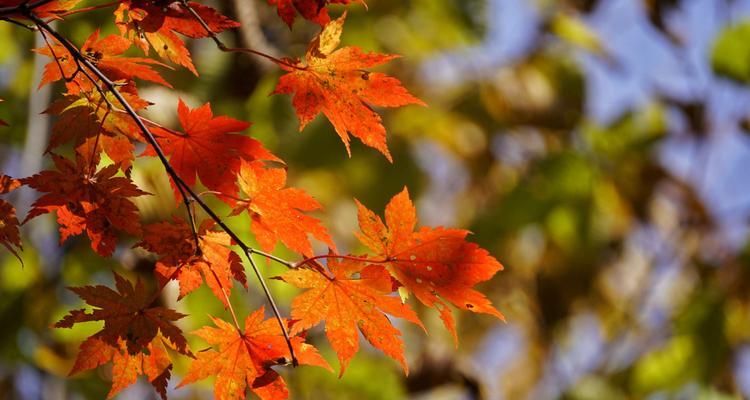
179,307,331,400
268,0,364,28
273,13,425,161
22,153,148,257
231,160,334,256
278,257,424,375
69,336,174,399
34,29,171,94
355,188,504,342
0,175,22,262
137,217,247,307
45,90,152,171
114,0,239,74
144,99,279,203
54,271,189,355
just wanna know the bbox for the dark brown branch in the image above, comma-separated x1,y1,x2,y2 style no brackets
0,17,36,30
0,0,58,17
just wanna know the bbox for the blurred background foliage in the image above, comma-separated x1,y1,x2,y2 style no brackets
2,0,750,399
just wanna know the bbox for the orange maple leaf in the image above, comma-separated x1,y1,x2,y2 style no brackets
137,218,247,307
355,188,504,342
45,90,152,172
231,159,334,256
69,335,174,399
178,307,331,400
54,271,189,356
0,175,22,262
35,29,171,94
273,13,425,161
144,99,279,203
278,257,424,375
268,0,364,27
22,154,148,257
114,0,239,74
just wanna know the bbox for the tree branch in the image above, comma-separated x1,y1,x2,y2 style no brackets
19,10,299,365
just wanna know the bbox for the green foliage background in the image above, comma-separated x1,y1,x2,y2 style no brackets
2,0,750,399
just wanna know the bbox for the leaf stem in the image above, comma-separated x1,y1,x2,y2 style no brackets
296,253,380,268
207,266,242,330
249,248,296,269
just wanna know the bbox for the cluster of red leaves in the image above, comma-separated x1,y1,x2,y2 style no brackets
22,153,148,257
114,0,239,73
35,29,172,94
137,218,247,307
0,1,505,399
44,88,151,172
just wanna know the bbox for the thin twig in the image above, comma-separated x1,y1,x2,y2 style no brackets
245,249,298,366
178,0,305,71
176,181,200,250
207,265,242,330
0,17,36,30
296,253,378,268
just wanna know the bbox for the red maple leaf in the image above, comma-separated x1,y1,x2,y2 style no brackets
54,271,189,356
0,175,22,262
35,29,171,95
178,307,331,400
144,99,279,203
268,0,364,27
114,0,239,74
355,188,504,341
273,13,425,161
68,335,174,399
22,153,148,257
231,159,334,256
278,257,424,375
137,217,247,307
